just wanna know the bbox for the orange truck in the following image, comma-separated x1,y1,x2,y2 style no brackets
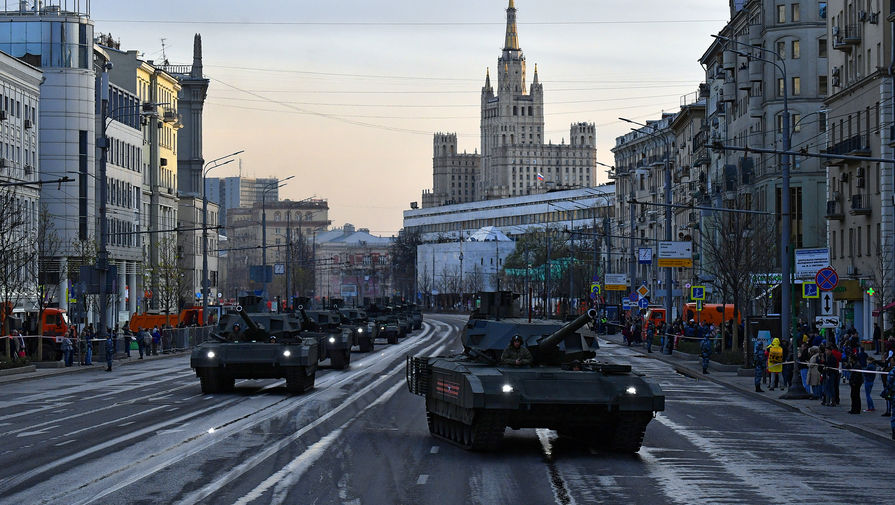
682,303,741,326
129,308,213,331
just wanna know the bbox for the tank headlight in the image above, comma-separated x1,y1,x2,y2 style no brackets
357,328,363,334
626,386,637,395
328,337,336,344
501,384,514,393
283,350,291,357
206,351,216,359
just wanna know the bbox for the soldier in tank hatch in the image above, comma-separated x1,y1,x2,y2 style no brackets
500,335,532,367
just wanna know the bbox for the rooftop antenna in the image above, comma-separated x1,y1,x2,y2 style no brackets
160,38,168,65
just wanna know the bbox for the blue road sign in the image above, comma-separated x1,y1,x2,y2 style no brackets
629,292,639,303
691,285,706,301
802,282,819,299
638,297,649,310
622,299,632,310
816,267,839,291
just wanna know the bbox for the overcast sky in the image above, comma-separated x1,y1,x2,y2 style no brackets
89,0,730,235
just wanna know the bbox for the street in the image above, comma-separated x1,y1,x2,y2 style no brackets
0,314,892,505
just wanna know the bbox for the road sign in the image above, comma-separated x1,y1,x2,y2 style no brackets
690,285,706,301
637,285,650,298
658,241,693,268
629,291,639,303
638,297,650,310
696,300,703,312
816,315,840,329
590,282,601,295
815,267,839,291
605,274,627,291
274,263,286,275
802,282,819,299
820,291,834,316
622,299,632,310
795,248,831,279
638,248,653,265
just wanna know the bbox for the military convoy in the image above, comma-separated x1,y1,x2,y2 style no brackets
406,293,665,453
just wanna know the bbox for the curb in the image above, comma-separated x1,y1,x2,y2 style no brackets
0,365,37,377
599,335,895,447
0,351,190,385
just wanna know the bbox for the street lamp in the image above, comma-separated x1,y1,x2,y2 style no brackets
261,176,295,299
713,34,809,400
202,151,243,318
620,117,673,332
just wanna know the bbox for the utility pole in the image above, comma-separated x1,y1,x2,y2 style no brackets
286,211,292,309
97,64,111,340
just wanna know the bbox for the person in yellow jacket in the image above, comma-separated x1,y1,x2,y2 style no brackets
767,338,784,390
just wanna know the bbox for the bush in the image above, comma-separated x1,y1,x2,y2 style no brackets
0,357,31,370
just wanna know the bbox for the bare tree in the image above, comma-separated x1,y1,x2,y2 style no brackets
31,207,62,359
700,197,777,360
0,188,37,357
466,264,484,294
417,262,432,308
871,241,895,333
155,235,185,326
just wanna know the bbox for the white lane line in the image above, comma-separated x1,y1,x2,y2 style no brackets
686,414,695,420
118,421,135,427
430,446,439,454
16,425,60,438
166,408,179,412
416,474,429,485
203,396,214,400
54,440,76,447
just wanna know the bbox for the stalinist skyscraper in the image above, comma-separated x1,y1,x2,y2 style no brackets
422,0,597,208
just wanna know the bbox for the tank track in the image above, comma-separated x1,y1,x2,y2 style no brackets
285,366,316,394
427,411,505,451
607,412,651,453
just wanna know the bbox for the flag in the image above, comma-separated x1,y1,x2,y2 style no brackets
536,173,544,181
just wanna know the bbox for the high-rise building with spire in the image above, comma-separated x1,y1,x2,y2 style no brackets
421,0,597,208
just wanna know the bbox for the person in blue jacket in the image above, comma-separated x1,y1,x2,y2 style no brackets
700,333,712,374
104,333,114,372
753,339,767,392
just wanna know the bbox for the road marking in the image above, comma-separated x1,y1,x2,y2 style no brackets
166,407,179,412
156,429,185,435
686,414,695,420
118,421,135,427
203,396,214,400
16,425,59,438
416,474,429,485
430,446,439,454
55,440,76,447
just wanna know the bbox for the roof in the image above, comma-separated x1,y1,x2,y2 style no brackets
316,229,392,247
467,226,512,242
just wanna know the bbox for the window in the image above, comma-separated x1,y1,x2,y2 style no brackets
777,78,785,96
791,3,800,22
793,114,801,132
818,38,827,58
777,41,786,58
818,111,827,132
792,76,801,95
819,2,826,19
777,5,786,23
792,40,800,59
818,75,828,96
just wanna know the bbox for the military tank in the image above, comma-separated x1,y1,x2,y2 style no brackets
190,302,319,395
406,299,665,453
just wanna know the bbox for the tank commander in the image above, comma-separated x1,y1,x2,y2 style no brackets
231,323,242,339
500,335,533,367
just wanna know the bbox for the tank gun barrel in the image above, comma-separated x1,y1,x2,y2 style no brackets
235,305,261,332
536,309,597,350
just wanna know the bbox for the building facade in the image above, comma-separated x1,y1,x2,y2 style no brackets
314,224,393,305
420,1,597,208
206,174,279,229
823,0,895,335
0,2,95,314
0,49,42,313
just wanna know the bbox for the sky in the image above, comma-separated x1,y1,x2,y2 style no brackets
88,0,732,236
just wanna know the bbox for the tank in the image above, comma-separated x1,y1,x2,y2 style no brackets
406,304,665,453
296,305,353,370
190,303,319,394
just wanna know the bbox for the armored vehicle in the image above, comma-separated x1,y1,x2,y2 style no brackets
190,304,318,395
299,307,353,369
338,308,375,352
406,300,665,453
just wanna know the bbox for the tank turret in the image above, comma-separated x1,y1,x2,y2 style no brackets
535,309,597,351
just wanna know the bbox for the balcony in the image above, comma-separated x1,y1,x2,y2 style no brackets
827,134,871,157
825,200,844,220
748,23,762,44
721,81,737,102
749,59,763,82
850,194,872,216
833,25,860,51
749,94,763,117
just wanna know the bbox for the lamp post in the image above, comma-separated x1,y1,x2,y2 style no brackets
620,117,673,332
201,150,243,319
261,176,294,300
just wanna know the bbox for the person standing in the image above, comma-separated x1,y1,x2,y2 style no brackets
61,331,73,367
781,339,793,389
645,322,654,353
767,338,784,391
847,354,864,414
823,347,839,406
882,351,894,417
135,327,145,359
700,332,712,374
863,356,876,412
82,327,93,366
754,339,767,392
807,346,823,399
104,333,114,372
151,326,161,356
883,355,895,440
798,342,810,390
873,323,882,355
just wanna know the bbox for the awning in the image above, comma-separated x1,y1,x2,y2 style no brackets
872,300,895,317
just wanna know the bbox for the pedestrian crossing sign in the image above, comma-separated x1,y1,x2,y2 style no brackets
690,285,706,301
802,281,819,299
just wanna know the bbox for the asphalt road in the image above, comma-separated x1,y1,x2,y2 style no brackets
0,314,892,505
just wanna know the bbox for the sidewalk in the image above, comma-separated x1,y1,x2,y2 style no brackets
591,330,895,445
0,349,190,385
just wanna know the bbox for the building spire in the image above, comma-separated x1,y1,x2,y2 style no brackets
504,0,520,51
533,63,538,84
191,33,203,78
484,67,491,88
